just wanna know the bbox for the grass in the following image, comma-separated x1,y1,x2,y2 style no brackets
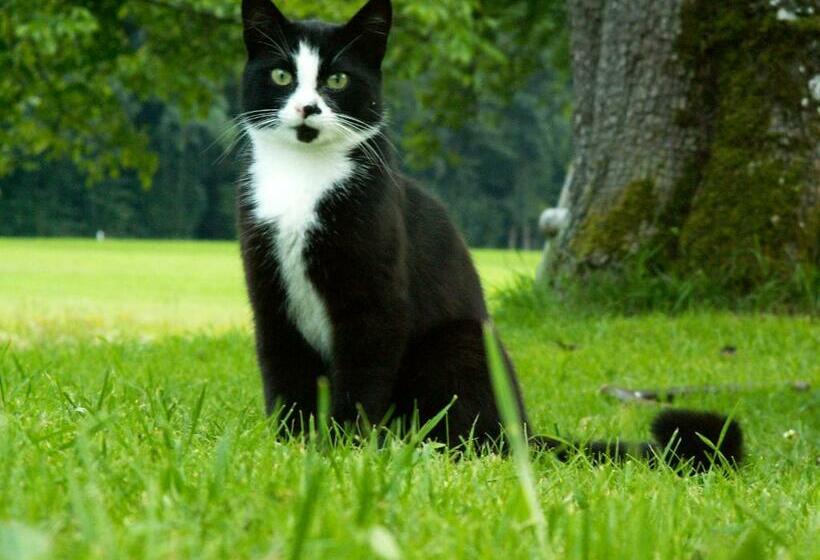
0,238,540,333
0,238,817,559
536,254,818,315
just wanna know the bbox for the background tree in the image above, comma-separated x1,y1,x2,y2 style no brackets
546,0,818,297
409,68,571,248
0,0,570,245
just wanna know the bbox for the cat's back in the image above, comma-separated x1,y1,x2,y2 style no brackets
401,178,489,327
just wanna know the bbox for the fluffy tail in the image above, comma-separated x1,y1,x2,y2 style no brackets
532,409,744,471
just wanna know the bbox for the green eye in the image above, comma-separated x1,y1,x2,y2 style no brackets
326,73,349,91
271,69,293,87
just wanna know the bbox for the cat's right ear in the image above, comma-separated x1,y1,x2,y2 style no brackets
242,0,288,57
344,0,392,66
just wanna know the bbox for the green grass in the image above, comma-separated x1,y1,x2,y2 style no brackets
0,238,540,334
0,239,817,559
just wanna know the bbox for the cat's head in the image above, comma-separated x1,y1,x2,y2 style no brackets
241,0,392,149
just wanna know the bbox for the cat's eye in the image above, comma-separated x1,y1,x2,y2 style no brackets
326,73,349,91
271,69,293,87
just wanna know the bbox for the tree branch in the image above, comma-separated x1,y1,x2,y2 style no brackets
600,381,811,404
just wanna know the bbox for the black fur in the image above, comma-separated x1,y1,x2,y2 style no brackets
650,409,744,471
532,410,744,471
239,0,524,443
238,0,744,470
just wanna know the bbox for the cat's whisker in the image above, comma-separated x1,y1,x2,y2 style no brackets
331,122,400,188
333,114,400,158
211,111,282,163
204,120,242,156
209,122,256,164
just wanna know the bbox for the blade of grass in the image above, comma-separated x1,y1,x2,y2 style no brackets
483,322,546,552
288,454,324,560
185,384,208,452
94,369,111,413
317,377,330,446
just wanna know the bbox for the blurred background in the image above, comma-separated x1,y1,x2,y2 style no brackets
1,0,817,309
0,0,571,249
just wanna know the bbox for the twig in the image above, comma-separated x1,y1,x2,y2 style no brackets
600,381,811,404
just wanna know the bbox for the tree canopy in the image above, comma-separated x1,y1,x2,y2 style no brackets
1,0,567,184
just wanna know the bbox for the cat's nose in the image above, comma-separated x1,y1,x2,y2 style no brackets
300,104,322,118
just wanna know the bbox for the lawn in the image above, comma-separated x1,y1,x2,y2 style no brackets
0,238,540,333
0,238,817,559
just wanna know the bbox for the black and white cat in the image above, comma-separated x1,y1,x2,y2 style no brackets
238,0,743,470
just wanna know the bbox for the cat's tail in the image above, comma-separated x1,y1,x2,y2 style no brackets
530,409,744,471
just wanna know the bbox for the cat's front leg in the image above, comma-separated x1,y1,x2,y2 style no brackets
329,307,409,426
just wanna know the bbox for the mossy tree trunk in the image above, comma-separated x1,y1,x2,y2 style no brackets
548,0,819,294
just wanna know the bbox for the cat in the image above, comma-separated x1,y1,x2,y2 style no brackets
237,0,743,470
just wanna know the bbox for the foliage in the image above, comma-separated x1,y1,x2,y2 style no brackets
0,0,566,183
0,102,239,239
0,70,569,245
0,0,570,246
0,0,235,184
0,241,817,559
407,69,571,247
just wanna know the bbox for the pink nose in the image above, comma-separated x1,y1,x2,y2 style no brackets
296,104,322,118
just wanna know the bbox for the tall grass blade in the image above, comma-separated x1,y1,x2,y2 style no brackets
317,377,330,438
185,384,208,452
288,455,324,560
483,322,546,552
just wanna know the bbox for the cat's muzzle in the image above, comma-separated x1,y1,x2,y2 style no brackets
295,125,320,143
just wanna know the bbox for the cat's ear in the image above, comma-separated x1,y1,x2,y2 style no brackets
344,0,392,65
242,0,289,57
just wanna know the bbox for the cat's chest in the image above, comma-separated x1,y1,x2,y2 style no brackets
249,146,354,361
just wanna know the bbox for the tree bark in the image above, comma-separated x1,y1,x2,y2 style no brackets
547,0,819,292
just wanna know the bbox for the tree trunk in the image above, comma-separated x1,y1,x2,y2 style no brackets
547,0,819,292
508,226,518,250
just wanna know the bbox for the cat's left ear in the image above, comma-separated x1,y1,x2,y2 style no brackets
344,0,392,65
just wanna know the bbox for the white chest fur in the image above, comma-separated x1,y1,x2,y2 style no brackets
248,131,354,361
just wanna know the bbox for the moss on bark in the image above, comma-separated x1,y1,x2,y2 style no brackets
573,179,657,264
551,0,818,307
675,0,819,291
